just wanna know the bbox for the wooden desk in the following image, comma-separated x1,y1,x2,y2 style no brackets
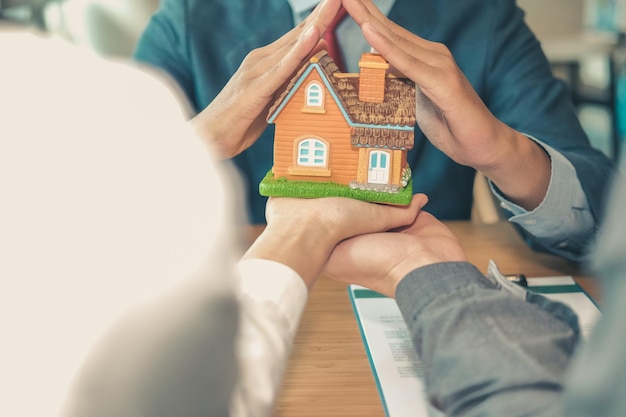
250,221,598,417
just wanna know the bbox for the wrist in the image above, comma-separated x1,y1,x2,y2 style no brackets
478,124,550,210
243,222,334,289
189,109,227,158
471,121,521,172
389,255,450,294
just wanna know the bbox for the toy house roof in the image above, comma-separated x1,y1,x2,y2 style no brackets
267,50,416,151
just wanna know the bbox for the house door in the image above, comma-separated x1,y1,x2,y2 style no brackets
368,150,390,184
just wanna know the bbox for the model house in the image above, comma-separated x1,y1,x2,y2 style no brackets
261,50,416,204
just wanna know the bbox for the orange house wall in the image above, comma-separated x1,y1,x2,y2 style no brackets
356,148,368,183
391,149,403,185
272,72,360,185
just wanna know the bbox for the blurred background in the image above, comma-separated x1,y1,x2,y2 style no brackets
517,0,626,163
3,0,625,223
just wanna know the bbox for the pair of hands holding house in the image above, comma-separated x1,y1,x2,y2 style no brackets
243,193,468,296
192,0,542,294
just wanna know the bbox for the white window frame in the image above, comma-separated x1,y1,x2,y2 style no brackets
297,138,328,167
305,81,324,108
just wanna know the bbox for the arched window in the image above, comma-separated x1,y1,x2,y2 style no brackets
305,82,324,108
297,139,327,167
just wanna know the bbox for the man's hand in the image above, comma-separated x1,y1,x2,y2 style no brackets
324,210,467,298
243,194,429,288
341,0,551,210
190,0,342,159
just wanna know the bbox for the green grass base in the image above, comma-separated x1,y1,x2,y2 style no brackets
259,170,413,205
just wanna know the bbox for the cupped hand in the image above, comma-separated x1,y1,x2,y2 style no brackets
244,194,429,288
265,193,429,244
323,210,467,298
191,0,342,158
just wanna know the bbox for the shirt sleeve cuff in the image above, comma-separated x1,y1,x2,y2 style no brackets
490,137,592,237
395,262,494,320
236,259,308,334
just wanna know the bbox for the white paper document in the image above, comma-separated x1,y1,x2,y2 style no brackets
348,276,601,417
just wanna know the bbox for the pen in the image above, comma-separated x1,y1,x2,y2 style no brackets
504,273,528,287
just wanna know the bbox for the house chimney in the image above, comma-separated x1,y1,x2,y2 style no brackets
358,53,389,103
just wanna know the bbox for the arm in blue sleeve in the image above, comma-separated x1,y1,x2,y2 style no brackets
395,262,579,417
482,0,615,258
492,141,596,261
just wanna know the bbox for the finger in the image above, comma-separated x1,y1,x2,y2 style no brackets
345,13,455,96
309,0,344,34
356,193,429,235
342,0,441,54
242,29,318,109
341,0,388,26
271,38,329,97
360,22,453,93
247,1,342,95
238,0,339,82
401,210,454,241
264,0,342,55
342,0,456,89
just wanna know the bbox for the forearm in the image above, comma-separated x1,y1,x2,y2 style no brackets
479,124,551,211
188,104,265,159
243,222,335,289
396,262,578,417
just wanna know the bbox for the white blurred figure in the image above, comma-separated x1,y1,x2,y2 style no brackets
0,2,422,415
0,28,241,416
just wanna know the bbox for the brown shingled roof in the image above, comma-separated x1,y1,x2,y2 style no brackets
267,51,416,150
316,53,416,127
350,127,414,150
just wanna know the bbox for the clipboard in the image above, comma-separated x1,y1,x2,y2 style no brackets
348,275,601,417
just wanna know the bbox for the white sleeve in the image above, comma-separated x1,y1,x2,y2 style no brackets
231,259,309,417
